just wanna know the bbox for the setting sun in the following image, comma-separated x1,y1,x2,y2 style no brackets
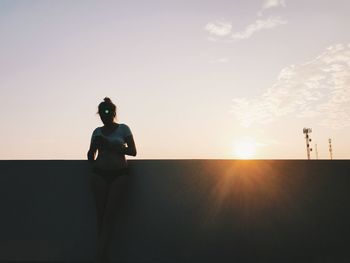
234,139,257,159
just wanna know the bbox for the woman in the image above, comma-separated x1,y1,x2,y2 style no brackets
87,97,137,263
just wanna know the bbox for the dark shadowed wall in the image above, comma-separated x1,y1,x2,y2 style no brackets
1,160,350,262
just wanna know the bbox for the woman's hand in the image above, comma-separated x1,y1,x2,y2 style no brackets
110,142,126,154
94,136,125,153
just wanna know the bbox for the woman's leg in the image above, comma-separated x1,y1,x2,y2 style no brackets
91,173,109,238
97,175,127,263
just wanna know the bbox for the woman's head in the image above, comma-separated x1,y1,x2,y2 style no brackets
98,97,116,125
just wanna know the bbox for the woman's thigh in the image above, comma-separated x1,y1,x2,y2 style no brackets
103,175,128,220
90,173,109,212
91,172,109,192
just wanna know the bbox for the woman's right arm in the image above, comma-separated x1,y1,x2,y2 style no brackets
87,133,98,162
87,142,97,162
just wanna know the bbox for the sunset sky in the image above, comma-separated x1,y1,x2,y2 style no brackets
1,0,350,159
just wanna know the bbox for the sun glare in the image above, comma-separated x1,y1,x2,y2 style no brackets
234,139,257,159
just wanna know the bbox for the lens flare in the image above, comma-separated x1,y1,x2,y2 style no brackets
234,139,257,159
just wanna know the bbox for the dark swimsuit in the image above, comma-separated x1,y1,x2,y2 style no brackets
93,167,129,184
91,123,131,184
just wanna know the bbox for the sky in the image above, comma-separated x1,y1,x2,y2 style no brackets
0,0,350,160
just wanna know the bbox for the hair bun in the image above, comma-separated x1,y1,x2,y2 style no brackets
104,97,112,103
98,97,117,116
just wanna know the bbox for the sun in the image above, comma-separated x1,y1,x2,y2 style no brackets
234,139,257,159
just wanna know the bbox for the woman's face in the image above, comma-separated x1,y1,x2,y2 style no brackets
99,107,115,125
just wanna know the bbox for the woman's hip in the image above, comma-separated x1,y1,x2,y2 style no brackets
93,167,128,184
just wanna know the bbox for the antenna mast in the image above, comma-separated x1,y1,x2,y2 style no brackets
315,143,318,159
328,138,333,160
303,128,313,160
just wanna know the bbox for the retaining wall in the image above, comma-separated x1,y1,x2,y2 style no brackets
1,160,350,262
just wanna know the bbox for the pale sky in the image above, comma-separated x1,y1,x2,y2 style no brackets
1,0,350,159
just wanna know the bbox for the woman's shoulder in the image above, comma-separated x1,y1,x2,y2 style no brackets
118,123,128,128
118,123,132,136
118,123,131,130
92,127,102,136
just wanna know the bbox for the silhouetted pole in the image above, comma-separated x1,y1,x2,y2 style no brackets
303,128,312,160
328,138,333,160
315,143,318,159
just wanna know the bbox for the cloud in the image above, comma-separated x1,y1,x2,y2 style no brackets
210,57,230,63
205,17,287,42
258,0,286,16
230,17,287,40
205,1,287,41
262,0,286,10
204,21,232,36
230,44,350,129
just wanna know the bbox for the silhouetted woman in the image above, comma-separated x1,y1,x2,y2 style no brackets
87,97,137,263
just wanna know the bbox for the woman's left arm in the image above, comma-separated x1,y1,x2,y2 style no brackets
122,135,137,156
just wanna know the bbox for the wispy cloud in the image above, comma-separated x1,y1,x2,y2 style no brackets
204,21,232,36
258,0,286,15
210,57,230,63
205,17,287,42
230,17,287,40
205,0,287,42
230,44,350,129
262,0,286,10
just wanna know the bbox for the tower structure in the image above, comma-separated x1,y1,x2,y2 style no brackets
303,128,312,160
328,138,333,160
315,143,318,159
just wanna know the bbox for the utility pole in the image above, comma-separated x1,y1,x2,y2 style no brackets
303,128,313,160
328,138,333,160
315,143,318,159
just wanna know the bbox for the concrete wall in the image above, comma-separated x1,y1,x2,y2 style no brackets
1,160,350,262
